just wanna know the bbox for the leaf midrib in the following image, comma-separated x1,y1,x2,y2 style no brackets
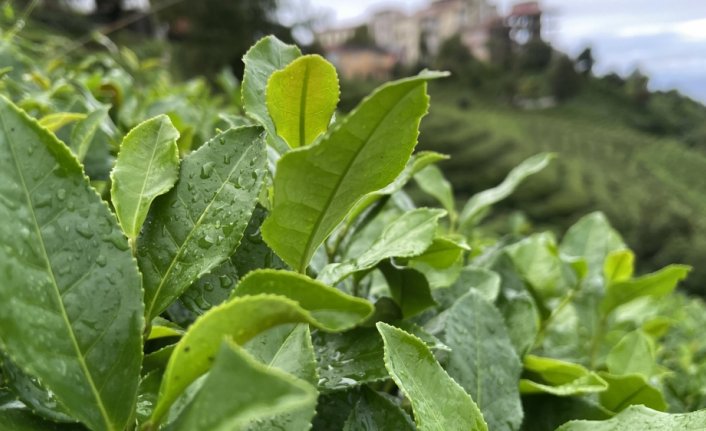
129,118,169,238
298,60,311,147
0,109,115,431
145,138,255,318
296,84,422,272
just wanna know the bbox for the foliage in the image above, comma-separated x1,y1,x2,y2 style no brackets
0,28,705,431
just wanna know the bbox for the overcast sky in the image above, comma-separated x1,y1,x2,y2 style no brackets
304,0,706,102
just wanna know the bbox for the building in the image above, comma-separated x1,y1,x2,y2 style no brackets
507,1,542,44
317,0,500,67
327,46,397,80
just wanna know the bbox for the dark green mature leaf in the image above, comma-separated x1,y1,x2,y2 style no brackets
151,291,369,426
445,292,523,431
377,322,488,431
598,372,667,413
138,126,267,319
605,330,657,377
601,265,691,314
262,71,448,272
313,328,389,393
232,270,374,330
180,205,287,315
556,405,706,431
2,357,75,423
343,386,416,431
0,96,143,431
0,405,83,431
267,54,339,148
136,370,162,426
435,266,501,308
111,114,180,241
520,355,608,396
319,208,446,284
244,324,317,431
459,153,554,232
169,339,317,431
379,261,436,318
520,395,611,431
242,36,301,151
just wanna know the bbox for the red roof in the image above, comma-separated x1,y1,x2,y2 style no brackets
510,2,541,17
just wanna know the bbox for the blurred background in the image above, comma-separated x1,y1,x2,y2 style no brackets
2,0,705,293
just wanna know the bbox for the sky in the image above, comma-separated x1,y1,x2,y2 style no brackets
304,0,706,102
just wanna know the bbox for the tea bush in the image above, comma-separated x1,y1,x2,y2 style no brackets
1,33,705,431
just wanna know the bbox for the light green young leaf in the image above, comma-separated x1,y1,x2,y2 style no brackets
601,265,691,314
379,261,437,318
262,71,448,273
556,405,706,431
343,386,416,431
70,106,110,161
168,339,317,431
151,292,368,425
412,237,468,269
0,96,143,431
414,164,456,220
606,330,657,377
231,269,374,330
110,114,180,241
244,324,317,431
603,249,635,284
38,112,86,132
347,151,448,223
318,208,446,284
598,372,667,413
242,35,301,150
445,292,523,431
138,126,266,319
267,54,339,148
520,355,608,396
459,152,554,232
506,232,576,299
559,212,625,279
377,322,488,431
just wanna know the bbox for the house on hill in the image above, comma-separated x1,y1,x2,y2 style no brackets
316,0,544,78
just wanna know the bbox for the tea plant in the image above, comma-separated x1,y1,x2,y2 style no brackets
1,33,705,431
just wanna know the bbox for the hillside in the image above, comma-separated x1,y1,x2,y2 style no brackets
419,81,706,292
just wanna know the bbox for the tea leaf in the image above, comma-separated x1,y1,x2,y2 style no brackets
0,96,143,431
262,71,447,272
138,126,266,319
445,292,523,431
111,114,180,241
377,322,488,431
267,54,339,148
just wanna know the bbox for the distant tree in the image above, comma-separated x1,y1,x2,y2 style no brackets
549,54,580,100
435,35,484,87
487,18,512,70
602,72,625,88
575,47,594,76
158,0,291,78
625,69,650,107
344,25,375,48
517,38,552,72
